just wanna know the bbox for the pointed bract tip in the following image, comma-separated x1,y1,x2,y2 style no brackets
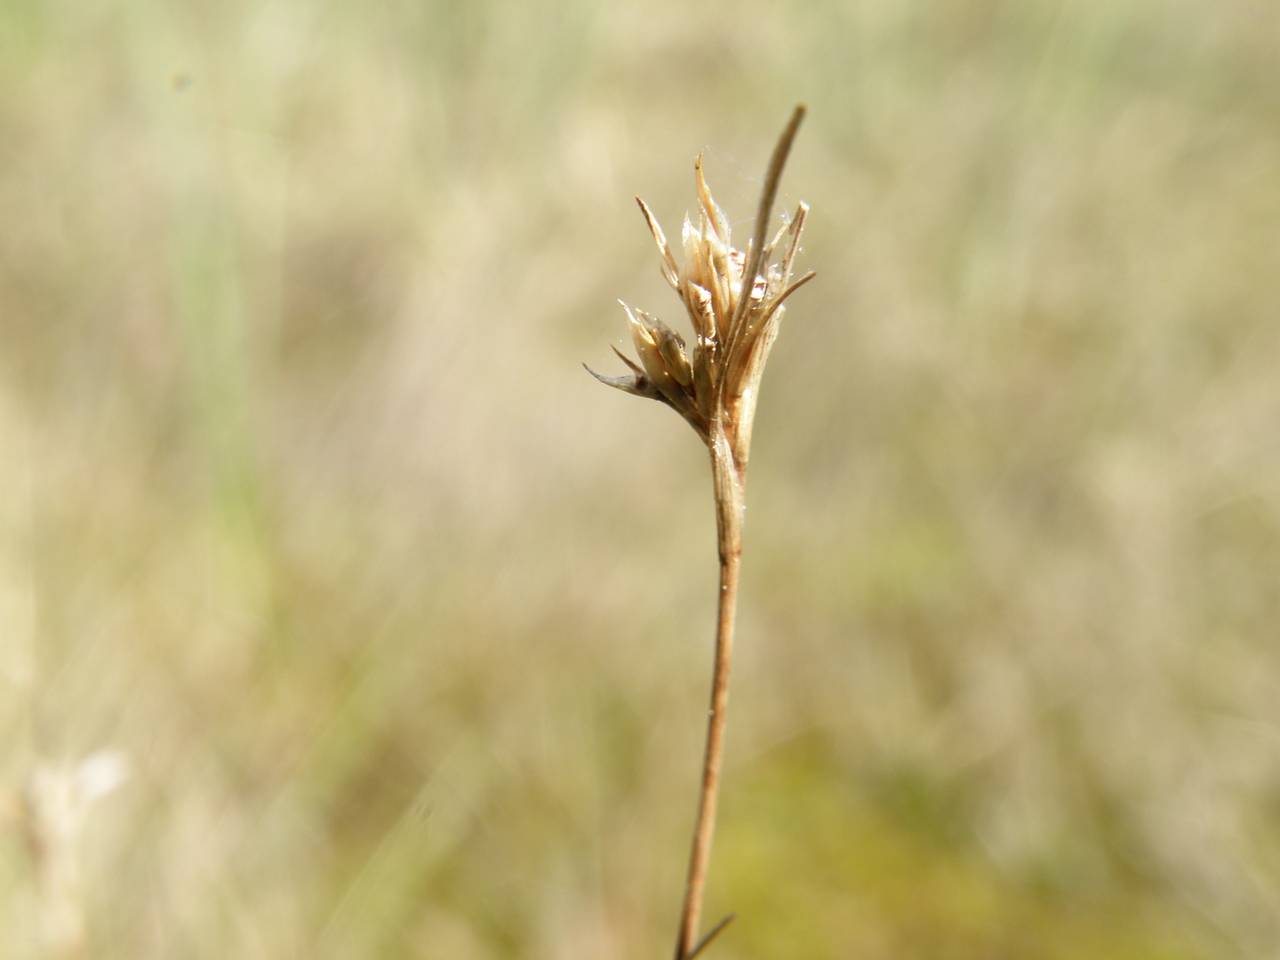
585,362,642,395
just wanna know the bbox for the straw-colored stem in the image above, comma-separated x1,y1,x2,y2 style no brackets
675,424,744,959
596,105,810,958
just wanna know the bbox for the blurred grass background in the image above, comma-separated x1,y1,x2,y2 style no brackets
3,0,1279,956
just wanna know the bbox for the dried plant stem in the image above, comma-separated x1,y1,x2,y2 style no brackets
588,105,811,960
675,427,744,960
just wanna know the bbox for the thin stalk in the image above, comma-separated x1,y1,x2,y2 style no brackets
675,426,745,960
589,105,811,959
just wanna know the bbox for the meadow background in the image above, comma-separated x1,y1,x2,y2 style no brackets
3,0,1279,957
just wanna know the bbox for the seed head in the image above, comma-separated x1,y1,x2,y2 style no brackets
587,108,814,469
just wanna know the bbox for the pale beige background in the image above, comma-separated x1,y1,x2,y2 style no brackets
2,1,1278,956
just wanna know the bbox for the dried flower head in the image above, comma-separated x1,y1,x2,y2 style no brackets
588,108,814,476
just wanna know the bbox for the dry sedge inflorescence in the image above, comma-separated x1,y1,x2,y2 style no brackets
587,109,814,485
588,106,813,960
